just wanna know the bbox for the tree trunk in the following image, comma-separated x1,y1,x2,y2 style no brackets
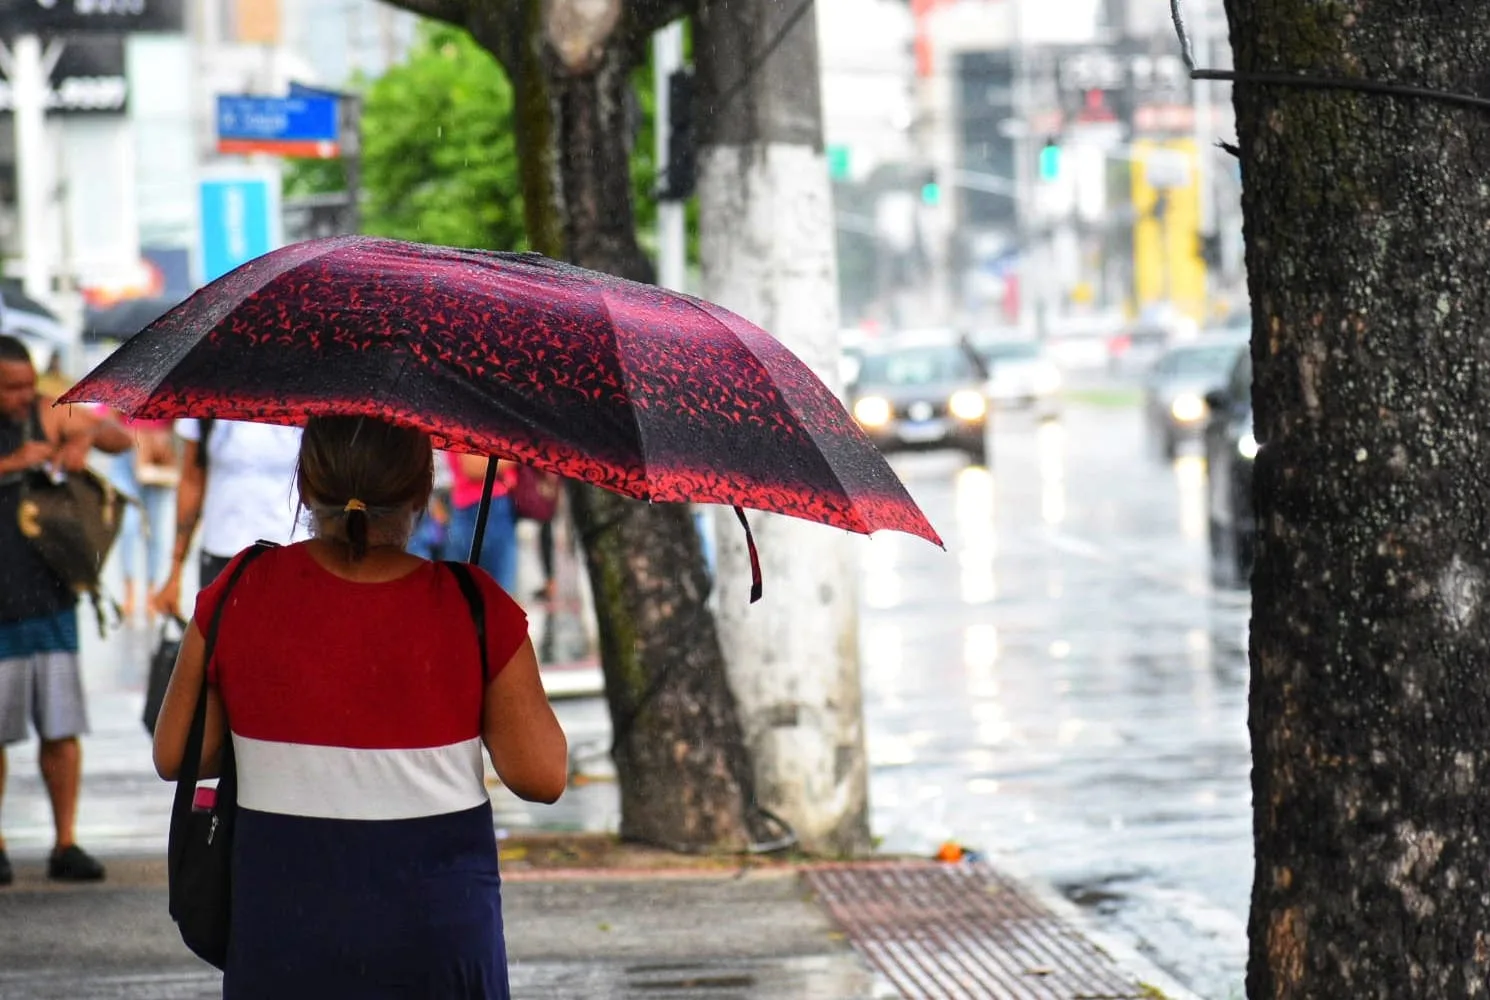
387,0,761,851
695,0,871,855
1228,2,1490,997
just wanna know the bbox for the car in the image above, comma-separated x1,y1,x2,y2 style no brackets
1142,335,1249,458
1108,304,1199,377
969,336,1062,418
848,332,990,465
0,280,79,376
1203,348,1258,588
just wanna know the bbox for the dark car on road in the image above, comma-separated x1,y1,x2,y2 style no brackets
1143,334,1249,458
849,332,990,465
1203,349,1258,587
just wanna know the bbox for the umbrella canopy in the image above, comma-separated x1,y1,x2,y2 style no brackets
61,236,941,570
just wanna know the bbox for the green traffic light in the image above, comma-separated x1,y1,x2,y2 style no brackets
1039,143,1061,181
921,182,940,205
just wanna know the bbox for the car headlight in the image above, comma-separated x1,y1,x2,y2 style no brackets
1170,393,1206,423
1237,431,1259,459
948,389,987,421
853,396,892,428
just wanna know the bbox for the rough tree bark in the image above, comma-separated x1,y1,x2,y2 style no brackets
1227,1,1490,997
381,0,765,851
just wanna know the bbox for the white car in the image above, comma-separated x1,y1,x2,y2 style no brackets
973,338,1062,418
1,281,80,376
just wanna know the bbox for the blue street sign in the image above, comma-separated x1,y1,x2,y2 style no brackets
200,175,276,282
216,94,340,156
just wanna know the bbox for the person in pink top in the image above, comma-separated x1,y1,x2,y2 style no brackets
445,453,518,592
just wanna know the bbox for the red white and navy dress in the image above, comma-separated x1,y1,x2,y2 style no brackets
194,543,528,999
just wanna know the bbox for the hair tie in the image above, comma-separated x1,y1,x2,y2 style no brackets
344,499,367,513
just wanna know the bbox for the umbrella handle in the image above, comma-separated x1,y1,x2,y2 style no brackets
733,506,763,603
469,458,499,565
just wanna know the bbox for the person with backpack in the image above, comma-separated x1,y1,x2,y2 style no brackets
151,418,303,610
150,415,565,996
0,334,133,885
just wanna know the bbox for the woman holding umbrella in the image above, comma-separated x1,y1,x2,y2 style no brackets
151,415,567,997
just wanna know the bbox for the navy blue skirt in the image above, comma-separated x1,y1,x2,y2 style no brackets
225,802,508,999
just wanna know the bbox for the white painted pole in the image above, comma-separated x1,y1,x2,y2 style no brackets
654,22,687,293
12,34,52,302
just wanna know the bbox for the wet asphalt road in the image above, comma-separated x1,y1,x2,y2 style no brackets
862,405,1251,1000
1,401,1251,1000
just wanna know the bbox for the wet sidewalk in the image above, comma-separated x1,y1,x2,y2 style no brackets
0,853,1200,1000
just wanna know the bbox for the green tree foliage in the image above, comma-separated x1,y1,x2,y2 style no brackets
362,20,526,250
284,19,689,263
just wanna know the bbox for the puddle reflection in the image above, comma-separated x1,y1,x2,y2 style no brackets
955,466,997,604
1173,454,1206,540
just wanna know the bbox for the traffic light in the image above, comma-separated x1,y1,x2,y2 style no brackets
1199,232,1223,268
660,69,696,200
1038,137,1061,182
920,174,941,205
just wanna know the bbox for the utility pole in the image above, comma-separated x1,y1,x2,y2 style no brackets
0,34,62,302
695,0,870,854
654,22,686,293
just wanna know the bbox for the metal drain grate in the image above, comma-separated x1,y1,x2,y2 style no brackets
805,861,1151,1000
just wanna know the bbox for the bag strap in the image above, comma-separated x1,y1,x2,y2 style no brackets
444,561,490,685
194,417,215,469
25,399,45,444
170,542,275,830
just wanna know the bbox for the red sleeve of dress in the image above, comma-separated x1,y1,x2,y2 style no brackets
473,569,529,680
192,546,263,684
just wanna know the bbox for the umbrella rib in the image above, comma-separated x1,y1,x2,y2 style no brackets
670,294,871,533
595,290,652,489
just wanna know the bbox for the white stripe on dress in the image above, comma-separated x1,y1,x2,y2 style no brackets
233,734,488,821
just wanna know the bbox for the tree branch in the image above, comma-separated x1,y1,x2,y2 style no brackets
622,0,694,53
378,0,471,25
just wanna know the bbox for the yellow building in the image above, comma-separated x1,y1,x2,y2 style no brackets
1131,138,1207,322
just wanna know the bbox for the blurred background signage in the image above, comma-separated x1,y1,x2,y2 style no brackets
0,0,186,35
0,36,126,114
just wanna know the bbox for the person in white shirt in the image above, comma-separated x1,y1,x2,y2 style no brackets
151,419,304,612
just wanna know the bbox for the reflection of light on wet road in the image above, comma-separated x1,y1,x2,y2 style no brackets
955,466,997,604
863,623,903,706
964,624,999,699
1038,419,1067,525
1188,627,1218,726
863,535,902,608
1173,455,1207,540
971,698,1014,746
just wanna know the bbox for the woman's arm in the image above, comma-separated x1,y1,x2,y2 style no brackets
152,440,204,615
151,621,229,781
482,638,568,803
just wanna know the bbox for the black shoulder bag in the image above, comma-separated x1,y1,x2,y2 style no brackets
166,541,274,970
445,561,491,684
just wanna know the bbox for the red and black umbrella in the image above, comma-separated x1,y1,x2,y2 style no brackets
60,236,940,597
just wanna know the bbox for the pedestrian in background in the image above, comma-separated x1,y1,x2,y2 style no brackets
445,453,518,592
152,419,303,612
151,415,566,996
0,334,132,885
407,446,455,561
